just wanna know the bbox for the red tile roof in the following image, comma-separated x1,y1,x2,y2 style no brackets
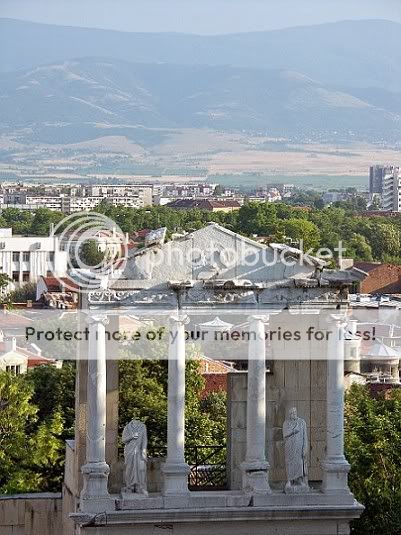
168,199,241,210
41,277,79,292
0,342,56,367
353,262,382,273
27,356,56,368
0,311,33,328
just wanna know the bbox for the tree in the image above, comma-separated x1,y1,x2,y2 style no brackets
213,184,224,196
119,358,168,456
345,234,373,261
118,340,227,460
26,411,65,492
0,372,38,492
0,273,11,298
334,197,367,212
368,223,401,260
80,239,105,267
345,385,401,534
280,218,321,251
0,208,33,235
29,208,64,236
2,410,65,494
27,363,76,438
287,191,323,209
237,202,279,236
7,283,36,303
369,195,382,211
0,371,66,494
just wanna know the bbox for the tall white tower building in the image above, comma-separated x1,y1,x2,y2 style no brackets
382,167,401,211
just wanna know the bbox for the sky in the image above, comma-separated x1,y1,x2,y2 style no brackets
1,0,401,34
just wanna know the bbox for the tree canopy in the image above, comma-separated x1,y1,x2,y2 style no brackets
345,385,401,535
2,200,401,264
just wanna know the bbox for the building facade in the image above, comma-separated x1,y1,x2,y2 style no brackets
0,228,68,290
369,165,399,195
1,185,153,213
380,166,401,211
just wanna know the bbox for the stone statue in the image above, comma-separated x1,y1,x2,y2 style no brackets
122,419,148,496
282,407,309,494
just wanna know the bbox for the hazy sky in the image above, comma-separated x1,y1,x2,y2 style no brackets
1,0,400,34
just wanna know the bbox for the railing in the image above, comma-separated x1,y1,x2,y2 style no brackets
187,445,227,491
117,443,228,491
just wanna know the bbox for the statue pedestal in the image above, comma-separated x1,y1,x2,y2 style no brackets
119,492,163,510
241,460,271,494
284,482,310,495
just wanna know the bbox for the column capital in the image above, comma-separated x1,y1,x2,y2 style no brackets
247,314,269,324
169,313,190,326
86,314,109,327
327,314,347,327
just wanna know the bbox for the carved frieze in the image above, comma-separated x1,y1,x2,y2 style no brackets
184,286,257,305
88,289,177,306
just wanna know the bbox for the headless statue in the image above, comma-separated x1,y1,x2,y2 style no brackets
122,419,148,496
282,407,309,494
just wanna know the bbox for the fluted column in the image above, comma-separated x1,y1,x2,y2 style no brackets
162,314,190,495
322,315,351,495
241,315,271,494
80,314,114,512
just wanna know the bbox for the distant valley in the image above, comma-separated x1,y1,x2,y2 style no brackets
1,18,401,186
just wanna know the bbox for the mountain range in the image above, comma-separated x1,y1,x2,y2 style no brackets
1,18,401,144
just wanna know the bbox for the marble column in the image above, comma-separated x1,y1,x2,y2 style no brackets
322,315,351,495
162,314,190,495
241,315,271,494
80,314,114,513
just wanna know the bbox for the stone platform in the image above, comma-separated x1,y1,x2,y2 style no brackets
72,495,363,535
117,491,251,510
114,490,357,511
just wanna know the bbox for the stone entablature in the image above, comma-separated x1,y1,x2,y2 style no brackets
86,283,349,309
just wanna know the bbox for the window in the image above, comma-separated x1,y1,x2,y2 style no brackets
22,252,30,262
48,252,55,263
12,252,19,262
5,365,21,375
12,271,19,282
22,272,30,282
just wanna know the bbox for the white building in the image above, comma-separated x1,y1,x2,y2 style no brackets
0,228,68,290
1,185,153,213
85,185,153,203
0,331,60,374
3,193,63,211
381,167,401,211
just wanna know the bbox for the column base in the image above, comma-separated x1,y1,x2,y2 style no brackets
241,460,271,495
322,457,352,495
162,462,191,496
80,462,115,513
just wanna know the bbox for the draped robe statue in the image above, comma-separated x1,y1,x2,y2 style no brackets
282,407,309,493
122,419,148,495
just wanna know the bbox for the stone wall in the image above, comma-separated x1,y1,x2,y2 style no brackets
227,360,327,490
0,493,62,535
